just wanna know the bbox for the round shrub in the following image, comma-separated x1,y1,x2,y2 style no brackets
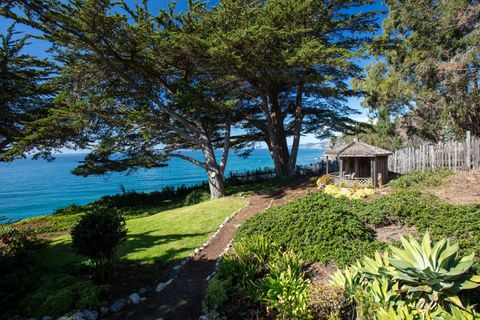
237,193,379,266
71,206,126,281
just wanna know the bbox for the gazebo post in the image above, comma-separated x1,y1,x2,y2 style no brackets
372,157,378,187
339,158,343,178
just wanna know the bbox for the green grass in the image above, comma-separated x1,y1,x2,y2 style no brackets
35,197,247,268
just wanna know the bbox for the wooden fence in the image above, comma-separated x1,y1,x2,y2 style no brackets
388,131,480,174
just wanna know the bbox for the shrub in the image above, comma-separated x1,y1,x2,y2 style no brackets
71,206,127,281
0,226,37,257
308,282,346,320
19,274,107,318
183,189,210,206
237,193,379,266
256,251,311,320
389,169,451,190
330,233,480,319
316,174,333,188
204,276,228,311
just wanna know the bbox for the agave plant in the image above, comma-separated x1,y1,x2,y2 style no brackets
388,233,480,309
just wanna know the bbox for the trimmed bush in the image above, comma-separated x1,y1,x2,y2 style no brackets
237,193,380,266
71,206,126,281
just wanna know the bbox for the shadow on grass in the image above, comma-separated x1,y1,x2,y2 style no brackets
119,230,210,263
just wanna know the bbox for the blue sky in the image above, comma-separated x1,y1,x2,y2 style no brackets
0,0,388,146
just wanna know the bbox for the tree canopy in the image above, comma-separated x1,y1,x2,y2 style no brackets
204,0,381,175
361,0,480,141
0,24,55,156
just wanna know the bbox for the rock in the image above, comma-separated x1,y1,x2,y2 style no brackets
42,317,54,320
82,309,99,320
140,297,147,302
129,293,141,304
170,265,182,278
100,306,109,316
56,316,68,320
199,315,208,320
109,298,128,313
72,311,85,320
155,279,173,292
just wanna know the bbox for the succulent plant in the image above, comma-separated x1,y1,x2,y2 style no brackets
388,233,480,308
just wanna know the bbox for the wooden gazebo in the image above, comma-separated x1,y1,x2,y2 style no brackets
324,139,393,187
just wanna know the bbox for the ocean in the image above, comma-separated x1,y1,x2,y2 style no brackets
0,148,324,221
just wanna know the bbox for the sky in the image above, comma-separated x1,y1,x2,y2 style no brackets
0,0,388,146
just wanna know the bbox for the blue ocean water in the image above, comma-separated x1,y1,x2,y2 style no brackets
0,148,324,221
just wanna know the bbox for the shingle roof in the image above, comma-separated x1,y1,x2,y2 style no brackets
324,141,393,158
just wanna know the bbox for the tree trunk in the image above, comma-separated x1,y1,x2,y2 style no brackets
206,169,225,199
267,90,291,176
202,141,226,199
288,83,304,176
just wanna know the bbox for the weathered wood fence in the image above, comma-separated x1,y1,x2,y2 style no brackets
388,131,480,174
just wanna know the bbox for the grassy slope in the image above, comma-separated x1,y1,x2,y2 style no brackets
36,197,247,268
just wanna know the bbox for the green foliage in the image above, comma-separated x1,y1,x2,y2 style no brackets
205,276,228,311
0,226,37,256
183,189,210,206
330,234,480,319
19,274,107,318
308,282,346,320
0,24,55,158
255,251,311,320
237,192,380,266
389,170,452,190
71,206,126,281
213,236,311,319
316,174,334,187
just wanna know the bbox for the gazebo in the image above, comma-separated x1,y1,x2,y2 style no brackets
323,139,393,188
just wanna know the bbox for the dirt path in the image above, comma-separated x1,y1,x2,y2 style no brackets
112,182,315,320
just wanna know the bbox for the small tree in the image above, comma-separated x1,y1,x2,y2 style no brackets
71,207,127,282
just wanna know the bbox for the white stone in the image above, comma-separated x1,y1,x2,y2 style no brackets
129,293,141,304
155,279,173,292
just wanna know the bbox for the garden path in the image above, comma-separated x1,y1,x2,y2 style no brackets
110,181,316,320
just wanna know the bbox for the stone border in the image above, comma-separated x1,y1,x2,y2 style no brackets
30,197,251,320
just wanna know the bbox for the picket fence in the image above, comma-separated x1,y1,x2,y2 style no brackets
388,131,480,174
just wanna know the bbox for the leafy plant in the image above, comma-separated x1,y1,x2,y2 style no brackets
330,234,480,318
183,189,210,206
316,174,334,188
388,170,451,190
256,251,311,320
308,282,346,320
0,226,37,257
19,273,107,318
387,233,480,310
71,206,127,282
205,276,228,311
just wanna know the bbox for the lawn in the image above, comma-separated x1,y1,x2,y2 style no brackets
36,196,247,268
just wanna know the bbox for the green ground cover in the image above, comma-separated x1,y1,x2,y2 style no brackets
1,196,246,319
213,170,480,319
